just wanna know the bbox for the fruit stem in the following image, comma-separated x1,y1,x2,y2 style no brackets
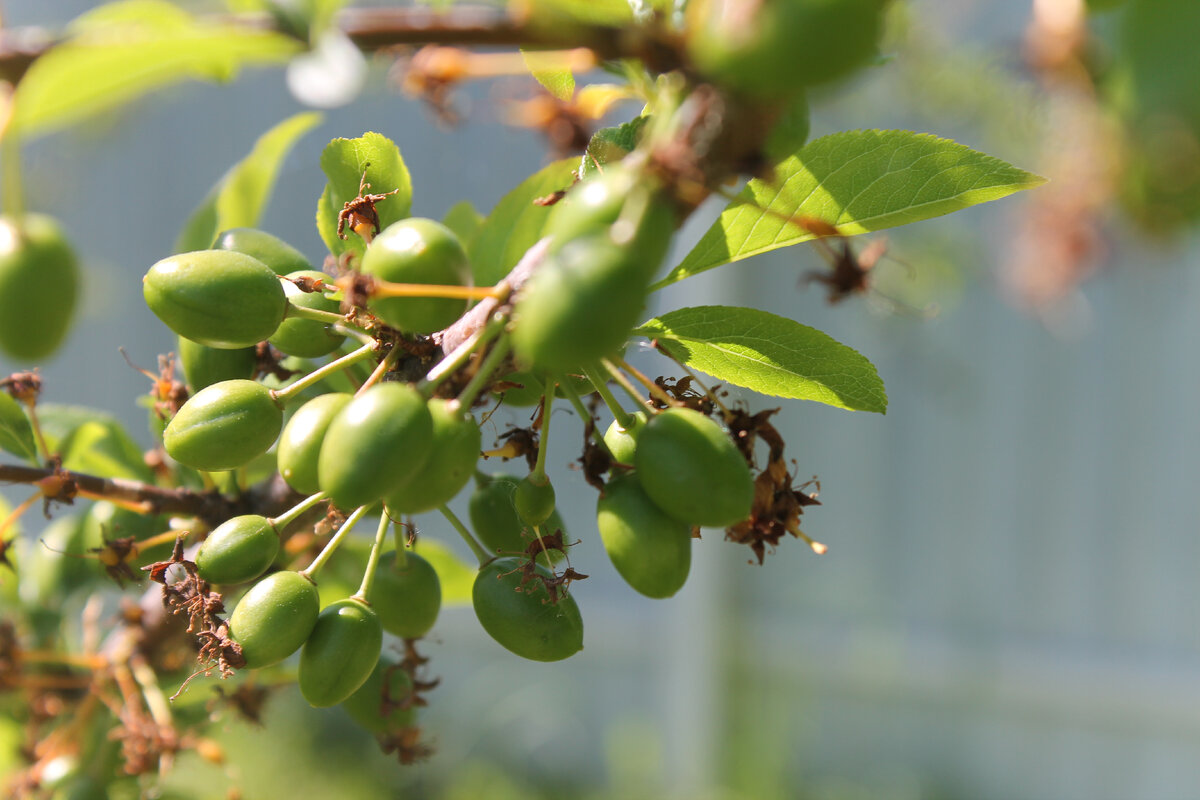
607,356,677,407
419,310,507,397
332,323,376,347
272,342,376,405
354,511,391,603
454,336,512,408
582,363,634,429
438,504,488,565
356,343,401,394
283,303,348,326
268,491,328,530
555,373,614,457
531,387,553,482
299,504,370,581
391,519,409,570
369,279,502,301
599,358,649,410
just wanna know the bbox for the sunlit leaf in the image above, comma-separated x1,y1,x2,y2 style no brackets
416,538,475,606
58,419,155,482
315,132,413,260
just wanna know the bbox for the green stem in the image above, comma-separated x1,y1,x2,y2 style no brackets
391,517,409,570
419,312,507,398
271,343,376,405
556,372,612,455
284,303,348,326
356,344,400,394
332,323,375,347
455,337,512,408
601,357,651,409
299,504,370,581
438,504,488,565
1,132,24,218
582,363,633,429
355,512,390,602
268,491,327,530
531,383,553,481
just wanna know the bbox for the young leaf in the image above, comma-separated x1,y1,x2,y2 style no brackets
413,538,474,607
315,132,414,259
657,130,1047,289
0,394,38,463
57,420,154,482
11,0,299,138
521,48,575,101
469,158,577,286
580,115,649,178
635,305,887,413
442,201,484,249
175,112,323,253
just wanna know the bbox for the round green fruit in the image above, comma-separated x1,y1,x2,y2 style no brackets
384,399,480,514
214,227,312,275
0,214,79,361
196,515,280,585
342,652,416,734
468,473,567,562
513,474,556,527
472,557,584,662
597,473,692,598
229,570,320,669
163,379,282,472
299,597,383,707
277,392,352,495
143,249,287,349
369,550,441,639
547,167,675,265
603,411,647,465
318,382,434,511
270,270,346,358
177,335,256,392
361,218,471,334
634,408,754,528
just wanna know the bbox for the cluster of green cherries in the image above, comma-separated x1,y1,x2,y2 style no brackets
140,162,759,720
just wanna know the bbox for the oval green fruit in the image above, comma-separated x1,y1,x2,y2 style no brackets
0,214,79,361
369,550,441,639
597,473,692,598
270,270,346,358
547,167,675,265
196,515,280,585
163,379,283,472
143,250,287,349
472,557,583,662
177,335,257,392
361,218,471,334
603,411,647,465
634,408,754,528
214,227,312,275
468,473,567,563
278,392,352,495
384,399,480,514
513,474,556,527
318,382,434,511
299,597,383,707
341,652,417,735
229,570,319,669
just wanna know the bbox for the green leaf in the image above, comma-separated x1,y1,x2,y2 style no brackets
521,48,575,101
657,130,1047,289
57,420,154,482
0,394,38,463
315,132,413,260
12,0,300,138
176,112,323,253
414,539,474,607
635,305,887,413
580,115,649,178
442,201,484,249
469,158,577,286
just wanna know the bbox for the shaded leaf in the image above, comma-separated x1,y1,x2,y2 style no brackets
0,394,37,463
442,201,484,249
635,305,887,413
658,130,1046,288
58,420,154,482
521,48,575,101
315,132,413,260
414,538,474,607
580,115,649,178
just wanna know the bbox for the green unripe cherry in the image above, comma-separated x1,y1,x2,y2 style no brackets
214,227,313,275
177,335,256,392
361,218,472,334
196,515,280,585
597,473,692,598
277,392,352,495
342,652,416,734
299,597,383,707
514,474,556,527
468,473,567,563
369,551,441,639
634,408,754,528
0,214,79,361
163,379,283,472
603,411,648,465
270,270,346,358
143,250,287,349
546,167,675,267
385,399,481,514
318,382,434,511
472,557,584,662
229,570,320,669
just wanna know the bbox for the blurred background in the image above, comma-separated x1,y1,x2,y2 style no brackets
4,1,1200,798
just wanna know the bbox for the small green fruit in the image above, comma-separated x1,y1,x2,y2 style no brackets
513,475,556,527
177,336,256,392
270,270,346,358
214,227,312,274
163,379,283,472
318,382,434,511
0,214,79,361
299,597,383,707
361,218,471,334
196,515,280,585
472,557,584,662
468,473,567,562
597,473,692,598
341,652,417,734
547,167,675,264
603,411,647,464
229,571,319,669
277,392,353,495
384,399,480,514
143,250,287,349
634,408,754,528
369,551,441,639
